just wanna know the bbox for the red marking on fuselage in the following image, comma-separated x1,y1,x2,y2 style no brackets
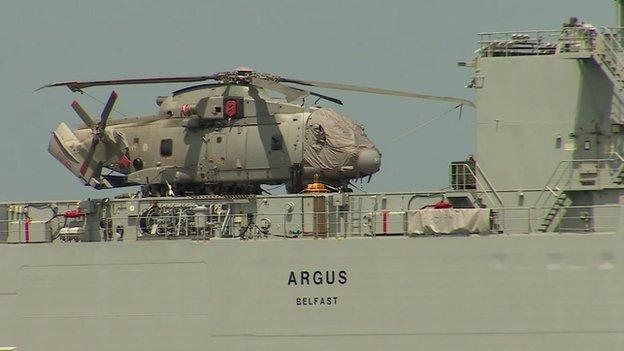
225,99,237,118
119,153,130,168
80,162,88,176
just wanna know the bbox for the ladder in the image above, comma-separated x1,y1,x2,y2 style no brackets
612,158,624,183
593,28,624,121
538,191,568,232
534,161,573,233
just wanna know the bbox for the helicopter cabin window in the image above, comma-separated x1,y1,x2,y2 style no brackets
160,139,173,157
271,135,283,150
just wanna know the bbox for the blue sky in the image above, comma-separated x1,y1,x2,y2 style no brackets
0,0,613,200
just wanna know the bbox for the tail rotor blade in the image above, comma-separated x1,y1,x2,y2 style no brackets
71,100,97,129
79,139,100,180
99,91,118,129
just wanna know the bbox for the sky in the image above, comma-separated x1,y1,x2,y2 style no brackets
0,0,614,201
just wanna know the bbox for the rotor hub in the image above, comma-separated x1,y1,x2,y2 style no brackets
213,69,280,85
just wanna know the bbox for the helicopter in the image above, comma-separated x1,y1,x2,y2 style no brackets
39,68,474,197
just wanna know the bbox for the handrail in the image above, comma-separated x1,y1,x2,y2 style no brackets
534,158,617,209
609,150,624,174
594,29,624,82
611,150,624,163
478,29,563,36
220,207,231,234
475,26,624,58
602,27,624,51
544,186,559,197
477,27,624,37
4,204,620,241
475,164,504,206
596,30,624,69
533,160,571,208
451,162,503,207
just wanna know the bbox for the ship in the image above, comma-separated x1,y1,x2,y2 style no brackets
2,10,624,351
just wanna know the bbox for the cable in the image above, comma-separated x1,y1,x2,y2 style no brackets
348,181,367,193
389,104,462,143
81,90,127,117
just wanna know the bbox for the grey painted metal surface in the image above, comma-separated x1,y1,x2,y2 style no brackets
1,230,622,350
0,191,622,350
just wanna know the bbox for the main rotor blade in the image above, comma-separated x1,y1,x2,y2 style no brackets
37,75,218,92
99,91,118,129
250,77,309,102
281,78,475,108
252,77,342,105
309,91,343,105
71,100,97,129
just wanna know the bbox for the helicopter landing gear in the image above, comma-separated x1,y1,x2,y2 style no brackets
142,184,172,197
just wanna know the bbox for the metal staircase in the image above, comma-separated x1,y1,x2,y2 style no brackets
612,163,624,183
593,28,624,122
534,162,573,233
538,191,568,232
610,151,624,183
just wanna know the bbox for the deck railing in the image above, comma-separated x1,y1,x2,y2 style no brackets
0,203,619,243
476,27,624,57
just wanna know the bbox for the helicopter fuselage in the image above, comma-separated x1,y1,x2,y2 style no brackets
48,84,382,196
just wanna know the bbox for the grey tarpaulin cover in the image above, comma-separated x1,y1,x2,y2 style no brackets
407,209,491,235
303,108,374,170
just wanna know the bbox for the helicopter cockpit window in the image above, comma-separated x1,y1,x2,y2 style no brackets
160,139,173,157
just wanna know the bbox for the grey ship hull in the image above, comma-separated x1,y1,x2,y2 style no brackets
1,232,622,351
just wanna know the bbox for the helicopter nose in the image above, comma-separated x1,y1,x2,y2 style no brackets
357,148,381,175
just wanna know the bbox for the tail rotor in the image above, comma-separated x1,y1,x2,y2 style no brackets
68,91,119,188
